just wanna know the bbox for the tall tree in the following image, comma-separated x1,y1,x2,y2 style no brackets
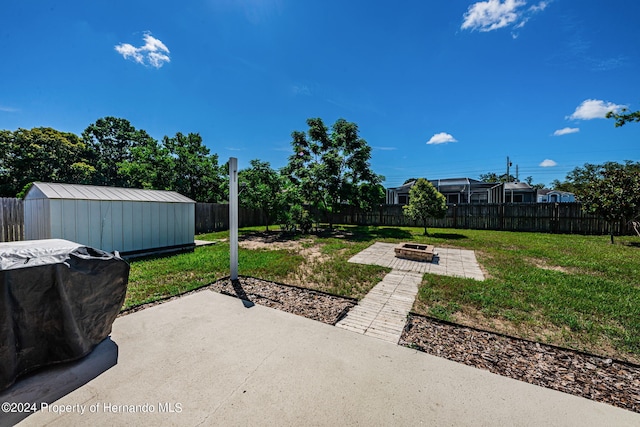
523,176,545,190
283,117,384,228
402,178,448,235
575,163,640,244
239,159,285,231
0,127,94,197
119,137,172,190
479,172,515,183
163,132,224,202
82,117,156,187
607,108,640,127
552,161,640,195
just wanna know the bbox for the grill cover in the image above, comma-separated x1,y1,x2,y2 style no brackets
0,239,129,391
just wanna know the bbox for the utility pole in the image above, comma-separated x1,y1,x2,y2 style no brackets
504,156,512,204
516,164,519,182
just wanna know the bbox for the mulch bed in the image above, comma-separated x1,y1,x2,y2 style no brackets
400,314,640,414
209,276,357,325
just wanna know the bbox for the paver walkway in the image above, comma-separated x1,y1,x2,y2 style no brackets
336,270,422,342
337,242,484,343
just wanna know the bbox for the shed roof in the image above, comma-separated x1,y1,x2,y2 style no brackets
25,182,195,203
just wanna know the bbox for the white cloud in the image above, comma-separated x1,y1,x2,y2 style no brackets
553,127,579,136
529,1,549,13
461,0,525,32
115,32,170,68
427,132,457,145
0,105,19,113
539,159,557,167
567,99,625,120
461,0,548,32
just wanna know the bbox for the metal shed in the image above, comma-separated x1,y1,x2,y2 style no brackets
24,182,195,255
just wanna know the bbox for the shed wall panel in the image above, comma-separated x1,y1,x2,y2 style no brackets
50,200,63,240
187,204,195,243
151,203,160,249
167,204,176,245
62,200,76,242
100,201,113,252
88,201,102,250
158,203,168,248
122,202,134,252
110,201,123,252
131,202,144,251
142,202,152,249
175,205,187,245
75,200,90,246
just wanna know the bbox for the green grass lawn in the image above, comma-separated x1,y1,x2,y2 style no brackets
125,225,640,362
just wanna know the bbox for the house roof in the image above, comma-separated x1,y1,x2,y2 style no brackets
389,177,502,194
388,181,416,192
25,182,195,203
547,190,575,196
504,182,534,191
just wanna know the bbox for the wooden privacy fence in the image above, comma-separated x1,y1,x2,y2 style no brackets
329,203,620,235
195,203,266,233
0,198,24,242
0,200,628,241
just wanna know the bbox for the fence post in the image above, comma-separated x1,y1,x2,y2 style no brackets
452,204,457,229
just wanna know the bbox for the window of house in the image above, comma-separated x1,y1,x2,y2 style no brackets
470,193,488,204
398,195,408,205
447,194,459,204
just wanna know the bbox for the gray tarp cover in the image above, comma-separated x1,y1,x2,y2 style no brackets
0,239,129,391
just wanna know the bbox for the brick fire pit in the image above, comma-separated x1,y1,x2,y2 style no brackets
394,242,435,262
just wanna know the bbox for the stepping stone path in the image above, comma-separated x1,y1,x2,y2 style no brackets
337,242,484,344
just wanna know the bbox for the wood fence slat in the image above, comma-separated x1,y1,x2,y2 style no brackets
0,198,24,242
0,199,629,242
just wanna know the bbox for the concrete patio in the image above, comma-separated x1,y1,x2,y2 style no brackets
3,290,638,426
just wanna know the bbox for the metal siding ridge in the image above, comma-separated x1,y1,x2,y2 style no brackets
27,183,195,203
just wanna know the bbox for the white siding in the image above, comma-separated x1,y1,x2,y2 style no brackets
100,200,113,252
50,200,63,240
122,202,134,251
24,182,195,254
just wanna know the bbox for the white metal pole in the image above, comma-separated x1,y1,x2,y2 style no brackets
229,157,238,281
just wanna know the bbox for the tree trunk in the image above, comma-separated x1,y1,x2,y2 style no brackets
610,221,615,244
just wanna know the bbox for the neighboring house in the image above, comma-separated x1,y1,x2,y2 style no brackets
386,178,537,205
503,182,538,203
537,189,576,203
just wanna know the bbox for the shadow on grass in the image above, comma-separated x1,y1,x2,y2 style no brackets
331,226,414,242
429,232,468,240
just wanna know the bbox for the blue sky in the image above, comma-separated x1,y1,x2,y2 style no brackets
1,0,639,188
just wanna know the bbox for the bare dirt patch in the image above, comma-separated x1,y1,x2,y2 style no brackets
238,232,331,287
528,257,575,274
